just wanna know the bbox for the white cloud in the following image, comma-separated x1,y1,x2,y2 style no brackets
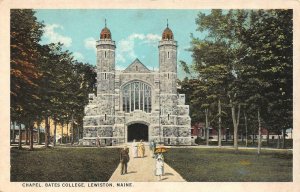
128,34,145,41
144,34,161,44
43,24,72,47
73,52,85,61
118,39,136,59
116,33,160,63
84,37,97,53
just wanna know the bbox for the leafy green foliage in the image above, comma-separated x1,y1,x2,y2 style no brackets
10,9,45,124
10,9,97,147
181,9,292,149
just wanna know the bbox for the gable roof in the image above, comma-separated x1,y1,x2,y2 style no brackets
123,58,151,73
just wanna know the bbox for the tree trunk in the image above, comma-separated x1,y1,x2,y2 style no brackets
241,131,244,143
218,99,222,147
61,122,64,144
53,120,57,147
266,129,269,147
77,122,80,144
244,112,248,147
29,122,34,151
205,108,209,146
230,98,240,152
203,125,206,140
277,134,280,149
257,109,262,156
12,121,16,143
252,132,255,144
71,114,74,145
45,116,49,147
25,126,29,145
66,122,69,143
282,128,286,149
37,122,41,145
18,123,22,149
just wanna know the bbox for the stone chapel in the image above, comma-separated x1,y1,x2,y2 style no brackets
81,22,191,146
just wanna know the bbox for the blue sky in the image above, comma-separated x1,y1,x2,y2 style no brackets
35,9,209,78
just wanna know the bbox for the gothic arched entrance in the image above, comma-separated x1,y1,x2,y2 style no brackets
127,123,148,142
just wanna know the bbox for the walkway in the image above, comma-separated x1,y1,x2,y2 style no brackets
108,143,186,182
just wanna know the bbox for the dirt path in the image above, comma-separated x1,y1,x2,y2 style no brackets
108,143,186,182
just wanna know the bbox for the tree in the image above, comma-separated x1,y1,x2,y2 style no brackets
11,9,44,150
189,10,249,150
185,9,292,152
238,10,293,149
69,62,97,143
11,10,97,150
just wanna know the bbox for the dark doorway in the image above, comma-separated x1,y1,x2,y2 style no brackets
127,123,148,142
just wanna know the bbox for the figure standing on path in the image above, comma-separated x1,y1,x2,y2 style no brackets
149,140,153,151
120,145,130,175
150,140,156,158
155,156,164,181
138,140,145,158
96,136,100,148
132,139,138,158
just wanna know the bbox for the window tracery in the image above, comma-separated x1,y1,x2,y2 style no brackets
122,81,151,113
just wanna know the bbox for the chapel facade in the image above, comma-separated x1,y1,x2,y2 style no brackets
81,23,191,146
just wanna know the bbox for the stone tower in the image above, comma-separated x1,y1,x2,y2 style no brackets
95,22,115,141
159,23,178,140
158,22,191,145
159,22,177,94
83,22,116,145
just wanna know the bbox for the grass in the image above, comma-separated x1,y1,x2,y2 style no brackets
11,147,120,182
11,147,293,182
164,148,292,182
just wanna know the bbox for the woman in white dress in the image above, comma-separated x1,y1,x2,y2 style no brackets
155,156,164,181
132,139,138,158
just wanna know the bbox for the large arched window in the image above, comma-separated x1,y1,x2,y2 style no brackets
122,81,151,113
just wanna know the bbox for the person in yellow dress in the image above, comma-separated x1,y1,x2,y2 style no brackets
137,140,145,158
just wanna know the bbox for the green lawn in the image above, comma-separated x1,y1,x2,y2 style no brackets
11,147,292,182
11,147,120,182
164,148,292,182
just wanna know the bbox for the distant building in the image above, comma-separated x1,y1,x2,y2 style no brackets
190,123,293,142
255,128,293,140
10,119,73,144
191,122,229,142
10,122,43,143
